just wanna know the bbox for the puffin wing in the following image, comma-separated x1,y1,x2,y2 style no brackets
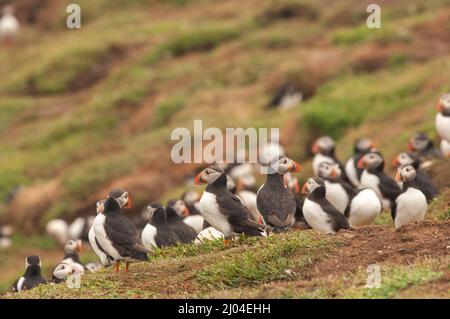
378,173,402,201
216,193,266,233
104,214,148,260
319,198,350,230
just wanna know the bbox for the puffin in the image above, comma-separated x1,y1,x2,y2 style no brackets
344,138,375,187
52,261,76,283
89,199,114,267
311,136,347,181
141,203,180,250
93,189,148,273
268,83,302,110
358,151,401,210
408,132,441,160
391,152,438,201
435,93,450,142
283,172,310,229
301,177,350,234
168,199,204,234
68,216,94,242
346,188,382,227
166,199,198,243
393,165,427,230
46,219,69,246
257,156,301,232
0,224,13,249
61,239,85,274
195,166,270,242
181,190,202,215
0,6,19,45
12,256,47,292
317,161,354,214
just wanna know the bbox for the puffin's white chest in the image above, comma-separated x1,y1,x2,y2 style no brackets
302,198,335,234
345,157,360,187
435,113,450,141
237,190,262,222
88,226,110,266
93,214,120,261
348,189,381,226
395,188,427,229
360,171,391,209
199,191,233,237
141,224,157,250
313,154,335,176
324,181,348,214
183,215,204,234
194,227,224,244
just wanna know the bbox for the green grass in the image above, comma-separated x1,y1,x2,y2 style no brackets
196,231,332,289
152,97,186,128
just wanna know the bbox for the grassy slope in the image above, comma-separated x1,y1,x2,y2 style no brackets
1,0,450,298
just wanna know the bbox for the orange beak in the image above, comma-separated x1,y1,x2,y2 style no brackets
311,142,319,154
301,183,308,194
436,101,443,112
289,160,302,173
125,194,132,209
236,179,245,192
391,156,399,168
395,171,401,182
194,173,204,185
357,158,365,169
183,206,190,217
76,240,83,253
330,168,338,178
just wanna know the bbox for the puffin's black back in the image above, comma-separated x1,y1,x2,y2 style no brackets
165,207,197,243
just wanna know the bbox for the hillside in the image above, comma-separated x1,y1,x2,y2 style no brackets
0,0,449,298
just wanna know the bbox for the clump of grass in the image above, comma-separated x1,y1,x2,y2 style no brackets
332,24,411,46
146,27,240,64
196,231,331,289
258,1,319,25
151,97,185,128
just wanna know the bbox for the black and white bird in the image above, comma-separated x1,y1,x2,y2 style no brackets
0,224,13,249
345,138,375,187
435,93,450,142
346,188,382,227
408,132,441,160
12,256,47,292
51,260,76,283
165,199,198,243
61,239,85,274
358,151,401,210
181,190,202,215
169,199,204,234
391,152,438,201
311,136,347,181
317,161,354,214
68,216,95,242
393,165,427,230
268,83,302,110
141,203,180,250
195,166,270,242
257,156,301,232
301,177,350,234
89,199,114,267
93,189,148,273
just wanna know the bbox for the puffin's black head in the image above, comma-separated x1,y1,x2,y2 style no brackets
142,203,165,223
64,239,82,254
312,136,335,156
167,199,189,217
391,152,419,169
408,132,432,153
436,93,450,114
108,188,132,209
266,156,301,175
301,177,325,195
26,255,41,268
395,164,417,183
354,138,374,154
357,151,384,171
194,166,224,185
318,161,341,180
